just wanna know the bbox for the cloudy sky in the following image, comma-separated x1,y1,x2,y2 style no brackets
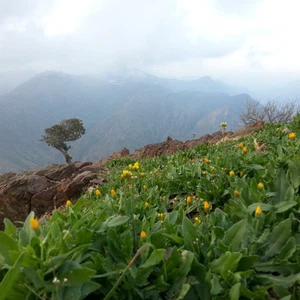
1,0,300,90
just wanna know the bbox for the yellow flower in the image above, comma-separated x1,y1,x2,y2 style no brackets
202,171,206,175
159,196,163,201
30,218,39,230
143,185,147,190
204,201,211,211
132,162,139,171
145,202,149,207
242,146,248,153
289,132,296,139
229,170,235,176
195,217,201,224
111,189,116,196
258,182,264,189
204,158,209,163
139,172,145,177
234,190,239,197
210,166,215,172
240,171,244,177
186,196,192,204
255,205,262,215
95,189,101,196
238,142,243,148
66,200,72,206
128,164,133,170
140,231,147,239
220,122,227,128
122,169,132,179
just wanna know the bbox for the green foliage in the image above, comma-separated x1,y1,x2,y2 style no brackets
1,120,300,299
41,118,85,164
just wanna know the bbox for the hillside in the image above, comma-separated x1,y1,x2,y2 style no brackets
0,119,300,299
0,70,252,173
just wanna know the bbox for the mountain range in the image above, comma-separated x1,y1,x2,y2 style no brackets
0,69,253,173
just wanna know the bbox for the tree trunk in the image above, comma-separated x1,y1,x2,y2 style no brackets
58,149,72,164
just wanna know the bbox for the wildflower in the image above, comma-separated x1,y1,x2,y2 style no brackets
202,171,206,175
258,182,264,189
204,201,211,211
121,169,132,179
128,164,133,170
132,162,139,171
195,217,201,224
139,172,145,177
186,196,192,204
95,189,101,196
234,190,239,197
53,277,60,284
140,231,147,239
204,158,209,163
66,200,72,206
242,146,248,153
222,167,226,172
159,196,163,201
111,189,116,197
229,170,235,176
221,122,227,128
30,217,39,230
240,171,244,177
143,185,147,190
255,205,262,215
210,166,215,172
145,202,149,207
289,132,296,139
238,142,243,148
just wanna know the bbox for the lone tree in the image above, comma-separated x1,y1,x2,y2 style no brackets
240,99,299,125
41,118,85,164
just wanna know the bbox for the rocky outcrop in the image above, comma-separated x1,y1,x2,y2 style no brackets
0,161,104,229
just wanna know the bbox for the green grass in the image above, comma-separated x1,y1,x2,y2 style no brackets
1,117,300,299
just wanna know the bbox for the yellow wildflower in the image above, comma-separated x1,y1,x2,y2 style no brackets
240,171,244,177
143,185,147,190
204,201,211,211
234,190,239,197
111,189,116,196
204,158,209,163
195,217,201,224
30,218,39,230
238,142,243,148
258,182,264,189
229,170,235,176
289,132,296,140
122,169,132,179
159,196,163,201
139,172,145,177
132,162,139,171
220,122,227,128
242,146,248,153
66,200,72,206
202,171,206,175
140,231,147,239
210,166,215,172
128,164,133,170
95,189,101,196
255,205,262,215
145,202,149,207
186,196,192,204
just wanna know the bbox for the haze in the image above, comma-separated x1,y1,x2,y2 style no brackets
1,0,300,97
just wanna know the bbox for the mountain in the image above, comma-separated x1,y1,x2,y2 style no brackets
0,70,252,173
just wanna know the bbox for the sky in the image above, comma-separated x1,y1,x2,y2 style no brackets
1,0,300,94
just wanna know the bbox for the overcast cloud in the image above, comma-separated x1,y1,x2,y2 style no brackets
1,0,300,90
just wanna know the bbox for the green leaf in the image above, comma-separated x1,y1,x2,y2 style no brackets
182,217,197,251
4,219,16,239
275,237,296,262
222,220,247,251
284,186,295,202
236,255,258,272
0,232,19,265
229,283,241,300
162,233,184,245
107,215,129,227
107,228,126,263
19,212,35,247
211,275,223,295
288,158,300,189
275,201,297,213
177,283,190,300
0,252,24,299
263,218,292,260
256,273,300,289
272,168,289,204
140,249,166,269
